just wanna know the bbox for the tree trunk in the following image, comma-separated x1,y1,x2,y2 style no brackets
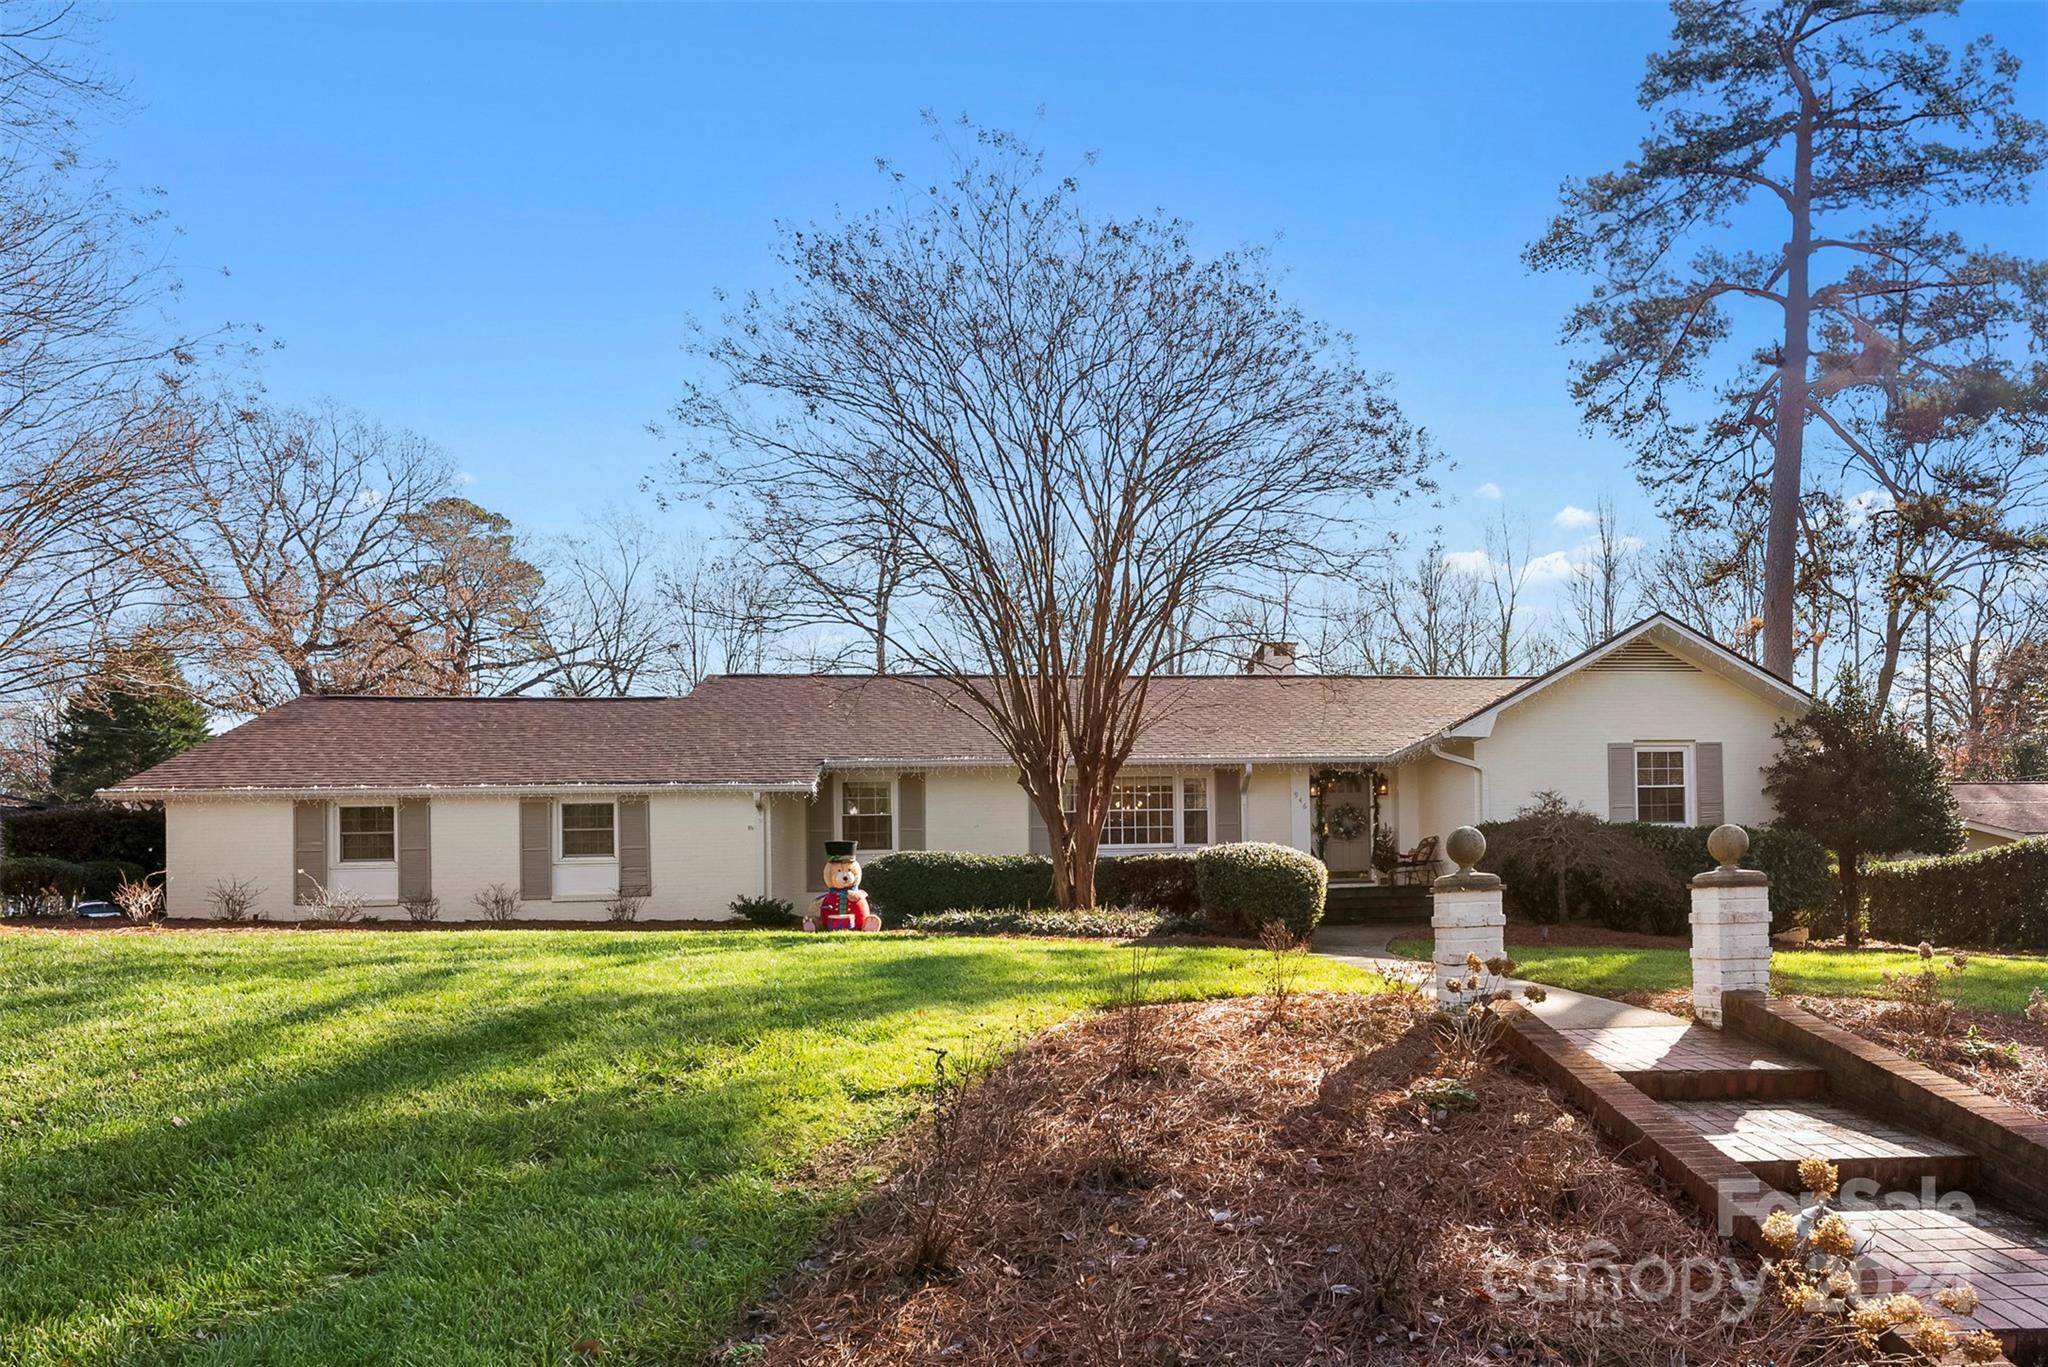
1069,823,1099,910
1839,848,1862,949
1762,86,1816,682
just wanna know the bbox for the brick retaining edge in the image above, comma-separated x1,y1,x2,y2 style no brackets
1722,991,2048,1223
1498,1002,1793,1254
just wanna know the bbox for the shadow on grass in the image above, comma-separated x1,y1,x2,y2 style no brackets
0,932,1330,1363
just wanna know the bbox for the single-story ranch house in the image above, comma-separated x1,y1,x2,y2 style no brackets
105,614,1810,922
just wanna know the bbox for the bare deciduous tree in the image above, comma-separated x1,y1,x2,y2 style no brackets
141,403,454,711
1562,497,1640,653
674,127,1435,906
1330,541,1489,676
541,509,674,697
0,5,217,701
657,545,774,692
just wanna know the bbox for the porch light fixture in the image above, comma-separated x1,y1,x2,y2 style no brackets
1374,774,1390,797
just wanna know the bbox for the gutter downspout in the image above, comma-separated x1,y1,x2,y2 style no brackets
1429,744,1485,827
756,791,769,899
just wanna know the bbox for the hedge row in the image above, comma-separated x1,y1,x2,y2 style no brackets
1,802,164,869
907,907,1194,939
1866,839,2048,952
1479,819,1830,935
0,854,148,904
862,843,1324,937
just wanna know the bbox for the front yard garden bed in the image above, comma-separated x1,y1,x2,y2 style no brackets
730,992,1838,1363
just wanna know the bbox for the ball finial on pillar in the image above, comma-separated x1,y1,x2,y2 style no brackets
1445,825,1486,873
1707,823,1749,871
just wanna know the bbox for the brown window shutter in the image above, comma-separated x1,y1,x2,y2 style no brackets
897,774,926,851
1212,768,1242,844
397,798,431,902
293,800,327,904
519,798,552,902
1607,744,1637,823
618,797,651,897
1695,743,1724,826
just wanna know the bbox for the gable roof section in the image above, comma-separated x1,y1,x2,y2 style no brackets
1440,613,1809,740
1953,782,2048,839
104,673,1530,798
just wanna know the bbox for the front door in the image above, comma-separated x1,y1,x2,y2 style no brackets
1316,770,1377,877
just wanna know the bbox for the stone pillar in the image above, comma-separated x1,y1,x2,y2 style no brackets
1432,825,1503,1010
1691,824,1772,1028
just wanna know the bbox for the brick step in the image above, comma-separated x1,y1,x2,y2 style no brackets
1668,1101,1981,1195
1322,884,1431,926
1848,1202,2048,1354
1558,1023,1830,1102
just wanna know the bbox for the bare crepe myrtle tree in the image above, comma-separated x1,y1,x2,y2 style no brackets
673,125,1436,907
1528,0,2048,681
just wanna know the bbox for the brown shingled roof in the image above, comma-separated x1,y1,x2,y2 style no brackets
104,673,1528,796
1953,782,2048,837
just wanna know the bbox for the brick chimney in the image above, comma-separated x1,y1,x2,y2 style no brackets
1246,642,1298,675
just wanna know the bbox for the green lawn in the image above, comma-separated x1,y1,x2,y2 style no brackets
0,928,1380,1366
1389,936,2048,1015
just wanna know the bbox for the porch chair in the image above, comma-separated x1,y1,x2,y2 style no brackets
1392,835,1440,887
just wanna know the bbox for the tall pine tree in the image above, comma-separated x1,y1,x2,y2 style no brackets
1527,0,2046,681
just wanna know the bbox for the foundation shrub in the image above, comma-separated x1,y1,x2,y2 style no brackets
1193,841,1327,938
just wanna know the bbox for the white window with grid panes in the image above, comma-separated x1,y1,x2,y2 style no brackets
839,778,894,853
1634,745,1692,825
1064,772,1210,849
335,804,396,864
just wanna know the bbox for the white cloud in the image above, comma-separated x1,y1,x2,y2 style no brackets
1442,548,1495,577
453,470,476,488
1843,488,1891,527
1552,504,1597,531
1473,481,1503,501
1523,550,1578,583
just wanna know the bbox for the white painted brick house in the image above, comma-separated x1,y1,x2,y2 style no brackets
105,614,1808,922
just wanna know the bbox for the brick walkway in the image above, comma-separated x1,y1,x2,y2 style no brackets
1669,1100,1978,1192
1849,1205,2048,1336
1486,990,2048,1356
1319,925,2048,1356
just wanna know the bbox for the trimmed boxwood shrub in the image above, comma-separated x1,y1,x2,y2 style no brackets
1095,852,1200,918
1,802,163,869
860,851,1055,921
1866,840,2048,952
1194,841,1327,938
862,850,1203,922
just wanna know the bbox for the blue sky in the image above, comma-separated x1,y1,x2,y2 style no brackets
96,1,2048,582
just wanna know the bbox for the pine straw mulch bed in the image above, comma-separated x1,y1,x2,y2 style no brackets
1796,995,2048,1121
730,990,1870,1366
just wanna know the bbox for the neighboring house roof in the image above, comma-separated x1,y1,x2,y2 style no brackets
104,674,1529,798
1953,782,2048,840
103,613,1803,800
